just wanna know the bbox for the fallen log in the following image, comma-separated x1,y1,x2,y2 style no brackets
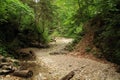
60,71,75,80
0,69,14,75
13,70,33,78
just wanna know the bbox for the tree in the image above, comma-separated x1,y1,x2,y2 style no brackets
21,0,57,43
70,0,120,64
0,0,36,56
53,0,80,37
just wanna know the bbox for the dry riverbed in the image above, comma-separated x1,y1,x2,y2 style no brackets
0,37,120,80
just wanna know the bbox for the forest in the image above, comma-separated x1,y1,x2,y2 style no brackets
0,0,120,79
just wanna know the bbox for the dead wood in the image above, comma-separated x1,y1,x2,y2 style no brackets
13,70,33,78
60,71,75,80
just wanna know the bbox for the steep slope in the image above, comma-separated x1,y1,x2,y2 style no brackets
71,18,102,57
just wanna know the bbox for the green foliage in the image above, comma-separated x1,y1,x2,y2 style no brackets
0,0,34,57
0,0,52,57
0,0,119,65
21,0,57,43
94,16,120,64
0,43,7,57
0,0,34,29
92,0,120,64
53,0,80,37
54,0,113,38
0,0,36,42
85,47,92,53
39,27,51,44
72,0,118,24
56,0,120,64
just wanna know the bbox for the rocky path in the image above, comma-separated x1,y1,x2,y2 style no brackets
1,37,119,80
31,37,120,80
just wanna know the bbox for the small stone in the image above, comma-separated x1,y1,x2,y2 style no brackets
6,75,10,78
49,72,52,74
69,65,72,67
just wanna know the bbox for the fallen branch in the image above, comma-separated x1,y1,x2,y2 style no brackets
0,69,14,75
60,71,75,80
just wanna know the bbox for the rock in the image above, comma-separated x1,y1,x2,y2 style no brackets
0,57,7,62
6,57,19,62
116,66,120,73
17,49,36,60
60,51,69,54
37,73,47,80
0,63,11,68
49,51,68,55
49,52,59,55
16,49,36,60
2,65,12,70
0,55,4,59
2,65,16,71
30,42,49,48
69,65,72,67
6,75,11,78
